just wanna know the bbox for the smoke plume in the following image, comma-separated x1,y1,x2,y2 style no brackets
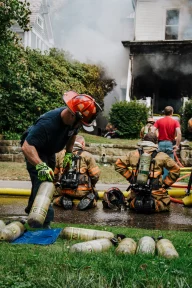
50,0,133,113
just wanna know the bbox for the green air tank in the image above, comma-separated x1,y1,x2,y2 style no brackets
137,153,151,185
27,182,55,228
0,221,25,242
156,238,179,259
60,227,114,241
115,238,137,254
70,238,112,253
136,236,156,255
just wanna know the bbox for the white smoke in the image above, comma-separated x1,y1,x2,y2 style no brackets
50,0,133,113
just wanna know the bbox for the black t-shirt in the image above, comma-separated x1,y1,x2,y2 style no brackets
25,107,78,155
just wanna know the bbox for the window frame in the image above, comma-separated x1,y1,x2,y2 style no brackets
165,8,180,40
37,15,44,29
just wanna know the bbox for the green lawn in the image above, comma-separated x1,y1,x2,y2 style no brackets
0,223,191,288
0,134,192,287
0,161,128,183
81,132,139,145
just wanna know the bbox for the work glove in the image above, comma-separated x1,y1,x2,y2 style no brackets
36,162,54,182
63,152,73,169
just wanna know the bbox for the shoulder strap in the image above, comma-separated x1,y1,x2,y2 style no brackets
135,148,144,175
151,150,158,159
77,150,83,156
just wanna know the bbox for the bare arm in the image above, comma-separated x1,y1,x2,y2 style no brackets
174,127,182,150
22,140,42,166
65,135,76,153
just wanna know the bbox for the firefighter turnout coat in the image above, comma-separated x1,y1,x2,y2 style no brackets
114,141,180,212
54,148,100,199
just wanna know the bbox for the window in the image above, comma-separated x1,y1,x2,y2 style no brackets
165,9,179,40
37,16,44,29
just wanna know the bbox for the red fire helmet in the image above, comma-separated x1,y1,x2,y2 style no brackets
63,91,102,126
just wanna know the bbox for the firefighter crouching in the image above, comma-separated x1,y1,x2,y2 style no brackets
114,132,180,213
53,135,101,210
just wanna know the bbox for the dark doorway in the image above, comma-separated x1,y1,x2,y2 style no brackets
132,54,192,114
156,79,182,114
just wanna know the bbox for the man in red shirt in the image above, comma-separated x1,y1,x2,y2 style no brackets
152,106,181,179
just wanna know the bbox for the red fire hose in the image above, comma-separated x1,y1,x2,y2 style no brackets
174,151,184,168
170,197,183,204
175,173,190,182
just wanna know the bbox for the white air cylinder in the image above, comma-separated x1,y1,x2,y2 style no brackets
156,238,179,259
0,221,25,242
136,236,156,255
115,238,137,254
60,227,114,241
70,238,112,253
27,182,55,228
0,220,6,230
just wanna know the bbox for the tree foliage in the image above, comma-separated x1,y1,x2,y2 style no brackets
0,0,31,43
0,2,116,134
0,0,31,133
109,100,149,138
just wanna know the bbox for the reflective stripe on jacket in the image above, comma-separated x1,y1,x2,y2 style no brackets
114,150,180,187
55,149,100,198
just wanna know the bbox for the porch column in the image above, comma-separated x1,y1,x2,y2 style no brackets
27,31,31,47
126,55,133,102
24,31,28,49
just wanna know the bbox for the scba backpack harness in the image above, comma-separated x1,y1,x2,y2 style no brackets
59,151,96,210
127,148,159,213
60,151,81,190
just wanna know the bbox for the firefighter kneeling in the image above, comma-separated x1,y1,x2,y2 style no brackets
53,135,100,210
115,132,180,213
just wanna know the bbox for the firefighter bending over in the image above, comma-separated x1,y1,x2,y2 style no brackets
115,132,180,213
53,135,101,210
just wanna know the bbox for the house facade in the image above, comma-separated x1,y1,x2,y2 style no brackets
12,0,54,52
123,0,192,114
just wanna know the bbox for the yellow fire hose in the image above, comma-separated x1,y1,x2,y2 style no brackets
0,188,30,196
179,167,192,171
0,188,191,206
0,188,130,198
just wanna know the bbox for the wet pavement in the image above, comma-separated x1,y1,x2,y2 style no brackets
1,195,192,231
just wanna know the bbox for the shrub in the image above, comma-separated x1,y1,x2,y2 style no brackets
3,131,21,140
109,100,149,138
0,48,116,134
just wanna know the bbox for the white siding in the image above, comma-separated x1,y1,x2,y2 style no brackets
135,1,164,40
135,0,189,41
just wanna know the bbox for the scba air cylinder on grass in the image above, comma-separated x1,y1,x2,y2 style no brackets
0,220,6,230
0,221,25,242
136,236,156,255
60,227,114,241
156,238,179,259
115,238,137,254
70,238,113,253
27,182,55,228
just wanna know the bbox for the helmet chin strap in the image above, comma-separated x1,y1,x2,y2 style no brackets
71,111,83,128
